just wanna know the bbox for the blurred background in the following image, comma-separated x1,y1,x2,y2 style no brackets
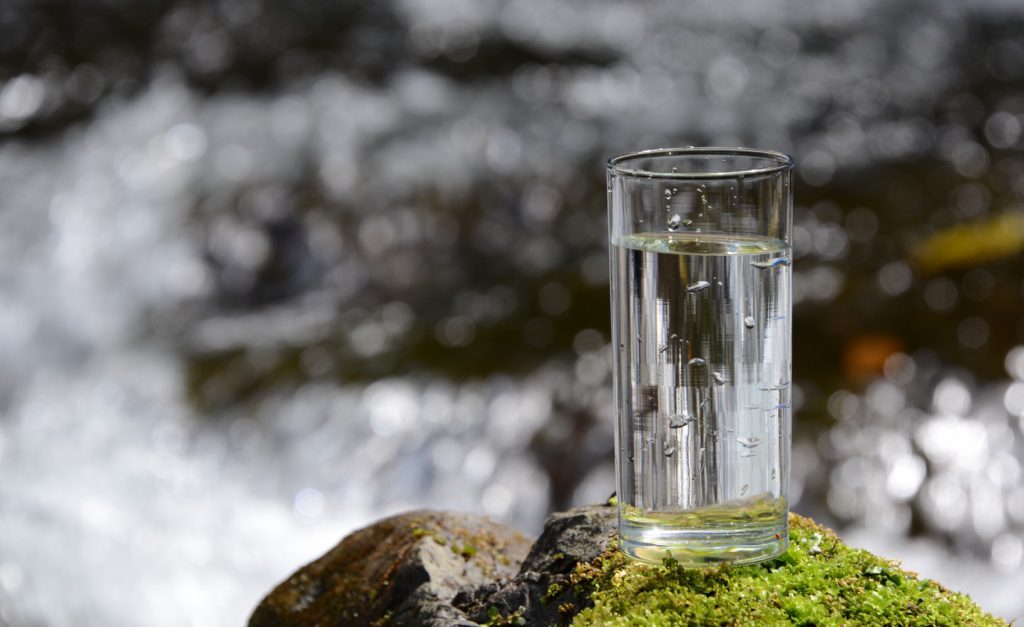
1,0,1024,624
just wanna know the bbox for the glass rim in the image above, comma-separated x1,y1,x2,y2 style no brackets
607,146,795,179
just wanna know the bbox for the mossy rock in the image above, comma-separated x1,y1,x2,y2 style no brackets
568,513,1005,626
250,504,1005,626
248,510,532,626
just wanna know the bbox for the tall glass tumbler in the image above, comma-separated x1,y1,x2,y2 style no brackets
607,148,794,565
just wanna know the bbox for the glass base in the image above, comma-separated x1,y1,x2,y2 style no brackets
619,518,788,566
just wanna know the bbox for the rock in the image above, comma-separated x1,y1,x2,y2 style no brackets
251,503,1006,626
248,510,532,627
453,504,617,625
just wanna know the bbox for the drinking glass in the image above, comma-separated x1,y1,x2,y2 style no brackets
607,147,794,565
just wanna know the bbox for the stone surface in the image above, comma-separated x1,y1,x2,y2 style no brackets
248,510,532,627
453,503,617,625
251,503,1005,626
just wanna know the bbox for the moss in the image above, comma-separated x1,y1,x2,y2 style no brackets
570,513,1005,626
411,526,447,546
543,582,564,604
483,604,527,626
455,543,479,560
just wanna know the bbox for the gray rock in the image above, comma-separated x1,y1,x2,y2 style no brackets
248,504,616,626
454,503,617,625
248,510,532,627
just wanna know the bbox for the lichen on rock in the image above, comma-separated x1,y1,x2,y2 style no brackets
248,510,532,627
249,503,1005,626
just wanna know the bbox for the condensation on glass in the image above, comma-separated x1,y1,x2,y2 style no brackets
607,147,794,565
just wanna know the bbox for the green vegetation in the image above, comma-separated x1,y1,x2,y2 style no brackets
570,514,1005,626
410,526,447,546
483,604,527,626
456,543,479,560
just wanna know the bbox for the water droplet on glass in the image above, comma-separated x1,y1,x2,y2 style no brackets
740,450,756,458
668,214,682,230
683,219,693,226
744,316,755,328
687,280,710,293
752,258,791,269
688,357,706,367
771,468,777,480
669,333,678,341
658,344,669,354
669,413,694,429
672,187,678,193
664,444,676,457
671,166,678,173
711,371,727,385
737,437,762,448
628,452,635,462
664,189,673,199
741,484,749,496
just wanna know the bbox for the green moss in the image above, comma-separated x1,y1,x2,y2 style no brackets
483,604,527,626
543,582,564,604
410,526,447,546
455,543,479,560
571,514,1005,626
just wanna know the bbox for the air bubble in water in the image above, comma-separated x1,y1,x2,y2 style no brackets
688,357,706,367
741,484,749,495
744,316,755,328
664,444,676,457
668,214,682,230
737,437,762,448
771,468,777,479
686,280,710,292
711,371,727,385
752,258,790,269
